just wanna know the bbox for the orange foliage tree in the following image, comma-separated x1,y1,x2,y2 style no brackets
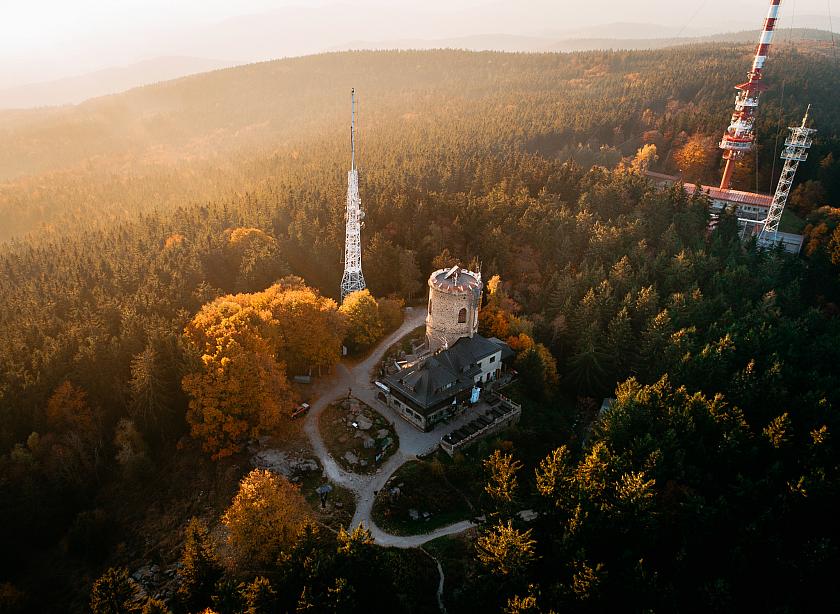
46,381,96,437
258,279,345,376
182,280,343,458
672,133,718,183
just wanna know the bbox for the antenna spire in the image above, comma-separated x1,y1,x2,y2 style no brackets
340,88,366,302
351,88,355,171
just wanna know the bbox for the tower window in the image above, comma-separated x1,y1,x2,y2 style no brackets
458,307,467,323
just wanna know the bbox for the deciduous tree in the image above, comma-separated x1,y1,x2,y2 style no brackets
339,289,384,354
182,299,293,458
222,469,310,570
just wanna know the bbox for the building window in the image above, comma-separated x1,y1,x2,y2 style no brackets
489,356,496,363
428,299,432,315
458,307,467,323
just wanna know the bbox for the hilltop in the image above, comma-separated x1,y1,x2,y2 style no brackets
1,43,840,614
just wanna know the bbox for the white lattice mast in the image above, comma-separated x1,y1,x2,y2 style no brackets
340,88,367,302
719,0,783,189
757,106,816,247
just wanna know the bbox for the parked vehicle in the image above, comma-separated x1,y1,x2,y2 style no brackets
291,402,311,418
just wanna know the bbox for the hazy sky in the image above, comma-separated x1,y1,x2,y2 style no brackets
1,0,835,87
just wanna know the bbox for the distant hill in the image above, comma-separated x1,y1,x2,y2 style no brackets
335,28,838,53
550,28,839,51
0,56,236,110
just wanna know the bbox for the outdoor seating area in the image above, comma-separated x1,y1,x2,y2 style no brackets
439,393,522,456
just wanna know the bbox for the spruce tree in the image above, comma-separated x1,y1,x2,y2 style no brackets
90,568,141,614
176,518,221,612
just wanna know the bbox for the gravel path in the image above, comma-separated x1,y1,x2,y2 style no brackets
303,307,477,549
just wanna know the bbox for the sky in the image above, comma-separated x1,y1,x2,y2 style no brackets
0,0,835,88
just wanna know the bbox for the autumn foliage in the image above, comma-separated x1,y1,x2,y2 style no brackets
221,469,310,570
182,279,343,458
339,289,384,354
672,133,718,183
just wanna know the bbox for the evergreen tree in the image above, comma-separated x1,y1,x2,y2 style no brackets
241,577,276,614
90,568,141,614
129,345,170,433
177,517,221,612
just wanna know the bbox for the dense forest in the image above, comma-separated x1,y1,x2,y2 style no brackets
1,43,840,613
1,44,840,241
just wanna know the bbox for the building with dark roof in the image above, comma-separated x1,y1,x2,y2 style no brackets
379,334,513,431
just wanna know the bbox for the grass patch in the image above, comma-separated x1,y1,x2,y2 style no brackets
372,452,481,535
299,472,356,530
320,398,399,474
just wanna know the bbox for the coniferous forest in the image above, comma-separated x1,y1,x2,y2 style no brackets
1,43,840,613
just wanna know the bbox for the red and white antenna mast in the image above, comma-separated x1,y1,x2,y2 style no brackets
719,0,783,190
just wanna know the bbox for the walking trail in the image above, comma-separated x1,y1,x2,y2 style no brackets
303,307,478,549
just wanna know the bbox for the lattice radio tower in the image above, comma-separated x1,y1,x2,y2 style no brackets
340,88,367,302
718,0,782,190
757,106,816,248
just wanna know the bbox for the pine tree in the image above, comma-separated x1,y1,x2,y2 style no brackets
141,598,172,614
90,568,141,614
484,450,523,513
606,307,636,379
177,518,222,612
476,520,537,577
241,577,276,614
129,345,170,431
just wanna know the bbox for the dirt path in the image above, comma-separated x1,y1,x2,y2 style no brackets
302,307,476,549
421,547,448,614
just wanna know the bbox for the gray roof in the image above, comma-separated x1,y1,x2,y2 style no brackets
441,335,506,370
487,337,516,361
385,334,510,415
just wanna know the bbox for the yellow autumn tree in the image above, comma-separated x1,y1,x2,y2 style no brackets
221,469,310,570
630,143,658,174
182,280,344,458
672,133,718,183
257,282,345,376
339,289,384,354
182,297,293,459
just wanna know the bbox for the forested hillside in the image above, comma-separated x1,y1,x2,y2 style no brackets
1,46,840,613
1,45,839,241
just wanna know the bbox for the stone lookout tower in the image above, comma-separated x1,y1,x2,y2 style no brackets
426,265,482,353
